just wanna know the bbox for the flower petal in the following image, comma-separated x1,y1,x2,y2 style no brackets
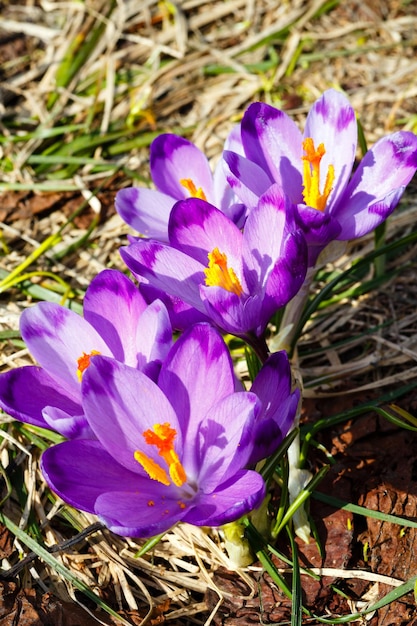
158,323,235,460
41,440,140,513
242,184,287,290
304,89,357,208
196,391,260,489
169,198,243,266
139,282,209,330
223,150,273,209
336,131,417,239
94,489,187,537
241,102,303,201
150,134,214,201
135,298,173,379
121,241,207,314
20,302,111,385
42,406,94,439
115,187,174,241
83,269,147,366
184,470,265,526
0,366,80,429
82,357,179,473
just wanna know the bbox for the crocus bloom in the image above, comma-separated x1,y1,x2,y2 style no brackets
41,324,266,537
121,184,307,341
0,269,172,439
223,89,417,264
115,129,246,241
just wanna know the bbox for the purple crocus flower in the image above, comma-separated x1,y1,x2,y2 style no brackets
224,89,417,264
116,129,246,241
41,324,266,537
121,185,307,343
0,269,172,439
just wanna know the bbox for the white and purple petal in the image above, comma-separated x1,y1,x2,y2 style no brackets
115,187,174,241
82,357,180,474
121,240,207,315
241,102,303,201
304,89,357,208
169,198,243,267
335,131,417,239
83,269,147,366
158,324,236,458
134,298,172,379
20,302,111,386
150,134,214,201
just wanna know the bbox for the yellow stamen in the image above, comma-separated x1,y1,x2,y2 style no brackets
76,350,101,382
204,248,243,296
302,137,335,211
180,178,207,201
134,423,187,487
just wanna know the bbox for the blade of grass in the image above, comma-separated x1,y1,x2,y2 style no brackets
287,526,302,626
313,492,417,529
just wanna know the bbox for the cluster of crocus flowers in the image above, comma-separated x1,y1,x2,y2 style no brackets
2,88,417,544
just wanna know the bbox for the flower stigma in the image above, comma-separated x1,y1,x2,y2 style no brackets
204,248,243,296
134,422,187,487
76,350,101,382
302,137,335,211
180,178,207,201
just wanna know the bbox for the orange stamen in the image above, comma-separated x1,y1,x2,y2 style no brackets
134,423,187,487
204,248,243,296
180,178,207,201
302,137,335,211
76,350,101,382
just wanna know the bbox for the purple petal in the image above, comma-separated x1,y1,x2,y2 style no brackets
115,187,174,241
249,352,300,461
242,184,287,290
304,89,357,208
0,366,80,430
241,102,303,201
150,134,214,201
196,392,260,489
42,406,94,439
251,351,292,409
41,440,140,513
335,131,417,239
83,269,147,367
199,285,258,336
264,229,307,307
135,298,173,379
120,241,207,314
158,323,236,465
82,357,179,474
223,151,272,209
169,198,243,267
20,302,111,386
184,470,266,526
139,282,209,331
95,489,187,537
